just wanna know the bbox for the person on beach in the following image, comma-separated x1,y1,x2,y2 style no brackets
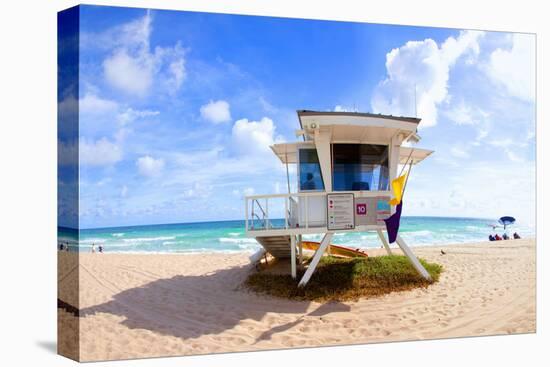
59,243,64,251
302,172,316,190
65,242,70,252
489,234,495,241
91,243,96,253
495,234,502,241
513,232,521,239
98,245,104,253
503,233,509,240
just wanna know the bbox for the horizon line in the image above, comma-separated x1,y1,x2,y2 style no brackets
59,214,503,231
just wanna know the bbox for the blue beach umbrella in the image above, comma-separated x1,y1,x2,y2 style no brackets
498,216,516,230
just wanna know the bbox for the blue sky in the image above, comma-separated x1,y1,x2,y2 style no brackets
62,5,535,228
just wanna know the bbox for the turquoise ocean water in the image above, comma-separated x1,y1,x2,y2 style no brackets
58,217,535,254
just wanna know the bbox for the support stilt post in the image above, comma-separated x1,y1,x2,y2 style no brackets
290,235,297,279
298,233,334,287
377,229,393,255
298,234,303,265
395,235,431,281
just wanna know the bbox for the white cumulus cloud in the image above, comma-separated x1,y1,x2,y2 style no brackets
167,58,186,93
243,187,255,196
79,93,118,115
231,187,255,198
117,108,160,125
443,100,473,125
450,145,470,158
231,117,280,155
101,11,186,97
104,49,155,96
371,30,484,128
136,155,165,177
200,100,231,124
80,137,122,166
486,33,535,102
334,105,357,112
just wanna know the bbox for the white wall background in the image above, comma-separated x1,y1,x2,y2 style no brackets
0,0,548,366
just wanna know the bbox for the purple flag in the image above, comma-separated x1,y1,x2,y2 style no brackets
384,200,403,243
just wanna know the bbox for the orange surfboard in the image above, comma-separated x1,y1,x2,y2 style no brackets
301,241,368,258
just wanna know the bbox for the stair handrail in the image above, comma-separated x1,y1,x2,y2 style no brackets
251,198,268,230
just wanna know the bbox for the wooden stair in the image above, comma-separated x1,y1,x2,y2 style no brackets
255,235,292,259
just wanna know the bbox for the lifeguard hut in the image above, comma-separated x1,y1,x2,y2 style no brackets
244,110,433,286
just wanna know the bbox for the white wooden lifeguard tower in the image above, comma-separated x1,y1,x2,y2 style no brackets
244,110,433,286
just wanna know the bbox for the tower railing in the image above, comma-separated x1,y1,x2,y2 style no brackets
245,191,391,235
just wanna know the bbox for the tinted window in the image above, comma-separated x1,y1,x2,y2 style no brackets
332,144,389,191
299,149,325,191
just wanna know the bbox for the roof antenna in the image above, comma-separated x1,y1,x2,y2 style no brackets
414,83,417,117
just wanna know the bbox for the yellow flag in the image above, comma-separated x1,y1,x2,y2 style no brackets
388,173,407,206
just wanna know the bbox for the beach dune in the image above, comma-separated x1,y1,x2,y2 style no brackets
58,239,536,362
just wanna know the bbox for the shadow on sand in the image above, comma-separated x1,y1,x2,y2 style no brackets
254,301,351,343
36,340,57,354
77,264,351,342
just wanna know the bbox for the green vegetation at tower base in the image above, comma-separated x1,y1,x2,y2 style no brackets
245,255,443,302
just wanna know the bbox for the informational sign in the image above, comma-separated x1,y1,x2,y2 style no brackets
356,203,367,216
354,197,372,226
354,196,391,226
376,197,391,225
327,193,355,230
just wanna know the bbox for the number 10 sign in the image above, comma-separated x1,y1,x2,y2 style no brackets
356,203,367,216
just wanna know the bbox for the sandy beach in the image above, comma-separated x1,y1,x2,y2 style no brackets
58,238,536,362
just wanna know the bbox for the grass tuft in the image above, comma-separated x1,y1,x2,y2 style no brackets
245,255,443,302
